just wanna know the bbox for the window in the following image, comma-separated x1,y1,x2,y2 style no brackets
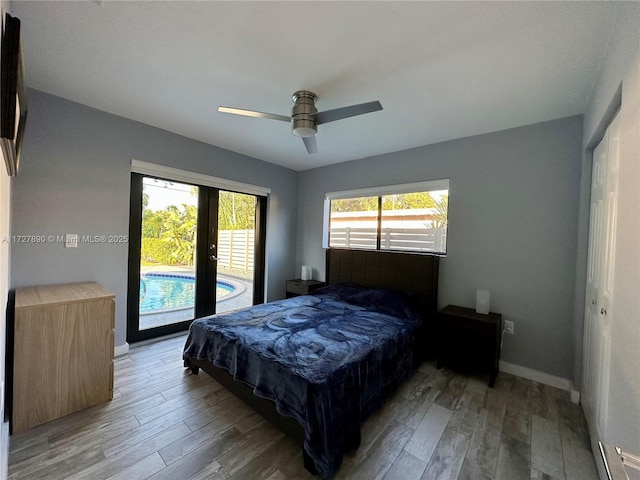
329,196,379,250
324,179,449,255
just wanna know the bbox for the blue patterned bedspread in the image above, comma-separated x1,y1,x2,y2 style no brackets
183,283,422,479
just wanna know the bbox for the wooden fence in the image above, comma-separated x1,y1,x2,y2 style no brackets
217,229,255,271
329,227,447,253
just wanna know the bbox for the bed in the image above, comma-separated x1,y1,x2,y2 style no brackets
183,249,439,479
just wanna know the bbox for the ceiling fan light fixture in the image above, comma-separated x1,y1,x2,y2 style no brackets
291,118,317,138
291,90,318,137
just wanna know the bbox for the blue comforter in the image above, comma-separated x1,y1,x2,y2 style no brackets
183,283,422,479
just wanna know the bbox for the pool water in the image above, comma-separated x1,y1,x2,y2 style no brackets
139,274,235,313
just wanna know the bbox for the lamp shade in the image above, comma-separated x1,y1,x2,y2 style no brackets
476,289,491,315
301,265,312,280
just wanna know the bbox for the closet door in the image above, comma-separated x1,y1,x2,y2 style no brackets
582,111,621,444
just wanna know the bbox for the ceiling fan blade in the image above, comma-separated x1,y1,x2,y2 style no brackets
218,106,290,123
302,136,318,154
315,101,382,125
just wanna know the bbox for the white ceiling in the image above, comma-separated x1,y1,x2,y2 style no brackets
12,1,620,171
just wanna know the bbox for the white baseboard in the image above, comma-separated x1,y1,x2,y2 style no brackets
570,389,581,404
499,360,580,403
0,421,8,480
114,343,130,357
117,332,187,356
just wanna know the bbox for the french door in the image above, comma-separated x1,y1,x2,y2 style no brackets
127,173,266,343
582,110,620,445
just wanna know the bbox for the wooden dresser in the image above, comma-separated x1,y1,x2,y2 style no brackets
12,282,115,433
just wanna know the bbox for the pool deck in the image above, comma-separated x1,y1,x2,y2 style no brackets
139,268,254,330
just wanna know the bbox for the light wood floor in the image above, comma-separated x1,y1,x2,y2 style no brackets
8,334,598,480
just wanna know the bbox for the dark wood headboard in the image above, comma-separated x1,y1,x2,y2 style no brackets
326,249,440,358
325,249,439,317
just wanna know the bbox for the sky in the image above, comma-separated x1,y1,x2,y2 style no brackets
143,177,197,211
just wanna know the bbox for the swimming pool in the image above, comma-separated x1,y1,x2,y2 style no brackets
139,273,235,313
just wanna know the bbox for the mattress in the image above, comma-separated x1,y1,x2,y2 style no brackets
183,283,424,479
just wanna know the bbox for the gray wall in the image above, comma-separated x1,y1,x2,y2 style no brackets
11,89,298,347
10,89,588,383
297,116,583,380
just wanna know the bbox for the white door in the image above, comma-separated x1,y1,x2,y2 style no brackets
582,111,621,444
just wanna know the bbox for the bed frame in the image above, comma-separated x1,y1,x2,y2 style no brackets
185,249,439,474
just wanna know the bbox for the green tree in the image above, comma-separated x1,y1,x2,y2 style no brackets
331,196,378,212
382,192,437,210
142,209,164,238
140,190,257,266
218,192,256,230
160,204,197,265
333,192,437,212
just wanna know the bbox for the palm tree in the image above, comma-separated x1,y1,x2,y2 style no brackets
431,196,448,229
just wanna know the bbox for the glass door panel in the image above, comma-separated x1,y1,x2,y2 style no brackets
139,177,199,330
128,173,267,343
215,191,255,314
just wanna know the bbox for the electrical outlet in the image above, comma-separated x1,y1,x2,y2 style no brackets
504,320,514,335
65,234,78,248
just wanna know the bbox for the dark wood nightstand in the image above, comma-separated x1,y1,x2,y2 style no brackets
436,305,502,387
285,279,326,298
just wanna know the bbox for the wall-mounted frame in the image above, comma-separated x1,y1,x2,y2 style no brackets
1,13,27,177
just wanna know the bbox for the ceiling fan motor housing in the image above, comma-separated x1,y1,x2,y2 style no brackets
218,90,381,154
291,91,318,138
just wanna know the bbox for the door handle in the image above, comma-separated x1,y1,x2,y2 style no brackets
600,307,607,315
210,255,218,261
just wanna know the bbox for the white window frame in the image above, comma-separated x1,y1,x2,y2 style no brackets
323,179,449,253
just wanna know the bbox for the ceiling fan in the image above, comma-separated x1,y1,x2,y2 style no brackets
218,91,383,154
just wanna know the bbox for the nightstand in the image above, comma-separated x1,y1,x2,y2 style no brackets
436,305,502,387
286,279,326,298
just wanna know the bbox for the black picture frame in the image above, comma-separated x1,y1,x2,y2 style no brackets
1,13,27,177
